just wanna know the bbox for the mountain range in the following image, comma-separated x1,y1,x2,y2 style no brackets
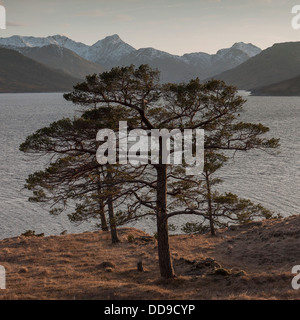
1,34,300,95
0,34,261,85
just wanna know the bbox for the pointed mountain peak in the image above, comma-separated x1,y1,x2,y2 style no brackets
93,34,124,47
106,34,121,41
51,34,66,38
231,42,261,55
232,41,248,47
215,42,261,58
90,34,136,63
232,42,259,49
50,34,69,40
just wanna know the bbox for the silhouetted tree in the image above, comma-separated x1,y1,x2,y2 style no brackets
173,151,273,236
20,107,141,244
63,65,279,278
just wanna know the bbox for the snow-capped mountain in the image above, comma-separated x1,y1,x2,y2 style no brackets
183,42,262,80
230,42,261,57
0,34,261,83
88,34,135,66
0,34,89,54
0,34,135,67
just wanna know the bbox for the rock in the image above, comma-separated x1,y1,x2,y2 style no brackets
139,236,154,243
36,233,44,237
183,258,222,276
127,234,135,243
21,230,36,237
137,261,144,272
215,268,231,276
105,268,113,273
21,230,44,237
239,221,263,230
175,258,196,265
234,270,248,277
271,231,284,238
18,267,28,274
195,258,221,269
98,261,116,269
134,236,154,244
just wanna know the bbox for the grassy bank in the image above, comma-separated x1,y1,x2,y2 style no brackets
0,215,300,300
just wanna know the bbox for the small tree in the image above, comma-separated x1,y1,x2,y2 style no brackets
180,151,273,236
20,107,142,244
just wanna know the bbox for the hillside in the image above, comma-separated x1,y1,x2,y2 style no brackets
251,74,300,96
0,47,80,93
212,42,300,90
0,215,299,300
183,42,261,80
120,47,196,83
16,45,104,80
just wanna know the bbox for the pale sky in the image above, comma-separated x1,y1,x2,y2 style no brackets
0,0,299,55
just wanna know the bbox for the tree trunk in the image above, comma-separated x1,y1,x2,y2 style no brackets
96,171,109,232
156,164,175,279
205,171,216,236
95,146,109,232
107,194,119,243
106,168,120,244
99,198,109,232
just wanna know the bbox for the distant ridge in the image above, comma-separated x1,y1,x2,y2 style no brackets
251,74,300,96
0,47,80,93
15,44,104,80
212,42,300,90
0,34,262,83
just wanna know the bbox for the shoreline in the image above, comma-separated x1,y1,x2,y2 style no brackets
0,215,299,300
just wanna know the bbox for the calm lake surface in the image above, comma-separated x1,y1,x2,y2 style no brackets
0,92,299,239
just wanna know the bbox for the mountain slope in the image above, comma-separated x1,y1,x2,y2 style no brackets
251,74,300,96
120,47,196,83
0,35,261,83
212,42,300,90
15,45,104,80
0,47,80,93
183,42,261,80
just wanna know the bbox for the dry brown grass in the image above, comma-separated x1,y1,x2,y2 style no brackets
1,216,300,300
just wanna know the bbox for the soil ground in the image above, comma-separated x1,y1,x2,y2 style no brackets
1,215,300,300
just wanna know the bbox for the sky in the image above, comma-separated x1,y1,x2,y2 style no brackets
0,0,299,55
